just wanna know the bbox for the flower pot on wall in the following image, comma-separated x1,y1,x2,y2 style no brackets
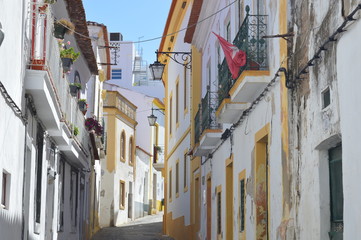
78,100,87,112
54,23,66,39
61,57,72,72
69,84,79,97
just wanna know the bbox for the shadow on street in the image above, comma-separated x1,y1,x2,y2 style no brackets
91,214,173,240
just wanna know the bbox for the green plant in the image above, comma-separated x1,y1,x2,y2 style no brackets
45,0,57,3
70,82,81,89
56,18,75,34
78,99,87,103
60,47,80,62
155,145,162,153
73,126,79,136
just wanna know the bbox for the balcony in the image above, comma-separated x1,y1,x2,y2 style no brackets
103,91,137,123
25,4,89,167
194,89,222,156
217,8,269,123
153,145,165,171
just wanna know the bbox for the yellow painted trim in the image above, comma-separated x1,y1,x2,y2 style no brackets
225,159,234,240
166,127,191,162
207,172,211,180
216,184,222,193
128,135,135,166
184,107,188,116
226,154,234,167
280,0,290,222
191,46,202,147
103,110,138,128
153,98,165,109
215,98,231,117
238,169,246,240
176,122,180,129
191,156,201,173
119,180,125,210
255,123,271,143
254,124,270,240
215,98,248,117
120,130,126,163
229,70,271,96
199,128,222,142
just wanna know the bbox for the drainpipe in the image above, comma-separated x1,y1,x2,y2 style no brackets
21,96,29,240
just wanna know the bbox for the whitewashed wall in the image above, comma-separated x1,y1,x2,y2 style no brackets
336,12,361,240
0,0,27,239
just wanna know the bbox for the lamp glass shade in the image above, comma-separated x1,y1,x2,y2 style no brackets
147,114,157,126
149,61,165,80
0,27,4,47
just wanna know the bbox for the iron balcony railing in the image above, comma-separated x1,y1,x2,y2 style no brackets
218,6,268,106
194,89,219,144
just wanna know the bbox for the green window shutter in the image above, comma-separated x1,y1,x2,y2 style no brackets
329,145,343,223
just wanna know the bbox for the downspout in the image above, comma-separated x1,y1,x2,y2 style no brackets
21,96,29,240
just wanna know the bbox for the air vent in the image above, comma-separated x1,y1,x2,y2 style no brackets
182,1,186,9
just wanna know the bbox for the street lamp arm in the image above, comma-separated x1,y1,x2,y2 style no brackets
156,51,192,69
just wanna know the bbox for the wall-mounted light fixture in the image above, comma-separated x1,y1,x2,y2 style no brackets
0,22,5,47
149,50,192,80
147,108,165,126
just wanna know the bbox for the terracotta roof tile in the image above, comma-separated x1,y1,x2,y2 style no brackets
65,0,98,75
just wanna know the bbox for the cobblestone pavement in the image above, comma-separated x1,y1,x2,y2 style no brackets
91,213,174,240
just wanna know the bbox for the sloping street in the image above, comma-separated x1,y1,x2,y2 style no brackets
91,213,174,240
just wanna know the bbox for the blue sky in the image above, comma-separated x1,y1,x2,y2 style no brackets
83,0,172,65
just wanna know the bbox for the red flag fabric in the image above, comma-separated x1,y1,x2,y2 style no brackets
213,32,246,79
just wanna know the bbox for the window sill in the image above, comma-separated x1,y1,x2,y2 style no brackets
184,186,188,193
120,158,126,163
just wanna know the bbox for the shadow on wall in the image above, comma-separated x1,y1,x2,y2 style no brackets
0,210,22,240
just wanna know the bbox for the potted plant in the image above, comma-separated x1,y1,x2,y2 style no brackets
45,0,57,3
78,99,87,112
73,126,79,136
85,117,103,136
53,18,74,39
154,145,162,153
60,47,80,72
69,82,81,97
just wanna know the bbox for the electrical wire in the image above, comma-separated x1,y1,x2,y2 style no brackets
56,0,238,44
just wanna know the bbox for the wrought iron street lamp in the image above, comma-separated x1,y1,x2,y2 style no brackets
147,108,165,126
149,50,192,80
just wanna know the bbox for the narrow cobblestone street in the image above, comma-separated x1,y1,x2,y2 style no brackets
91,213,173,240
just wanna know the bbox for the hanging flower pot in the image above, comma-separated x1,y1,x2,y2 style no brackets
78,99,87,112
53,19,75,39
60,47,79,73
61,57,72,72
69,83,81,97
